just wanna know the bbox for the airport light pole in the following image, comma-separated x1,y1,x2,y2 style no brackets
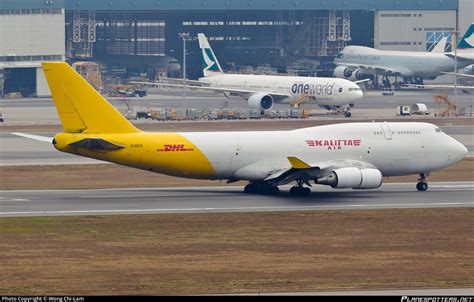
179,32,190,116
452,30,459,108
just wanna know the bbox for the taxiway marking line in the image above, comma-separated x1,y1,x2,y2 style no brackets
0,202,472,216
80,194,233,199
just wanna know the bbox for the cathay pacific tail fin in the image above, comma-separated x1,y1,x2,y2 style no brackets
198,33,224,77
457,23,474,50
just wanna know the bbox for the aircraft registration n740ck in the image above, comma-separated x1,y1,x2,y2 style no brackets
13,62,468,195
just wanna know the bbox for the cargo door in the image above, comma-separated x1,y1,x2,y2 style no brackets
380,124,392,140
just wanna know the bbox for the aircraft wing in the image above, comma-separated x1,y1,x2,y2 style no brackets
264,157,377,186
403,83,474,90
337,63,400,76
155,77,207,86
354,78,371,84
440,72,474,79
132,81,290,101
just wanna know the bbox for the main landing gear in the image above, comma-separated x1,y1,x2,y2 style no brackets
416,173,429,191
244,182,280,195
243,179,312,196
289,180,311,196
328,107,352,118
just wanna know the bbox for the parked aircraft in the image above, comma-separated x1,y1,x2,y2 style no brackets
334,23,474,86
12,62,467,195
135,33,366,117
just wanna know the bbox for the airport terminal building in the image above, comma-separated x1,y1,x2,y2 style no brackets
0,0,471,97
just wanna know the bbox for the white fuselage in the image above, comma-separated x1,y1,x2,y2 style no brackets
179,122,466,181
335,46,474,79
198,74,364,106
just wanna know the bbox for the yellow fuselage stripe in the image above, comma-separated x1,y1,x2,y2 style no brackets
54,132,217,179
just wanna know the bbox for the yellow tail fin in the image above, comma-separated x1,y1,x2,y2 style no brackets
42,62,140,134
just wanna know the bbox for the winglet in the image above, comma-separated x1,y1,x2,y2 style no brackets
287,157,311,169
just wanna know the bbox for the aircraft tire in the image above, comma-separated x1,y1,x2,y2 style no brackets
259,185,280,195
416,182,428,191
244,182,258,194
290,186,311,196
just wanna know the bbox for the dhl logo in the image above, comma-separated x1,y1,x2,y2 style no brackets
157,144,195,152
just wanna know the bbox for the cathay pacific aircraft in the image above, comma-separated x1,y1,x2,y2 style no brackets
334,23,474,85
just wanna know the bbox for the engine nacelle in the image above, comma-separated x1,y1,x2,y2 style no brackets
333,66,367,81
317,167,382,189
247,93,274,110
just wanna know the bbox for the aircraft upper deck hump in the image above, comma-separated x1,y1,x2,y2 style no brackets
42,62,140,134
457,23,474,49
198,33,224,77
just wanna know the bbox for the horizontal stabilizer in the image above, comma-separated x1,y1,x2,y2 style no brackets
69,138,125,151
444,53,474,61
11,132,53,143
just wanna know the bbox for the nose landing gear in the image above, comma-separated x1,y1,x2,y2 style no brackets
416,173,429,191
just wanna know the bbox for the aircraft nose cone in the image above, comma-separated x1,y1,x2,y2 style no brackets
350,88,364,101
450,139,468,162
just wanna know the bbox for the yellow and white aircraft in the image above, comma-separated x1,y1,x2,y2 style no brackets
14,62,468,195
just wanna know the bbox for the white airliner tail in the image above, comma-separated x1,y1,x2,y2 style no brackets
431,36,448,53
198,33,225,77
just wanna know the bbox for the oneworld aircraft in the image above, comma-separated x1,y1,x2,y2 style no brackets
334,23,474,85
13,62,467,195
135,33,365,117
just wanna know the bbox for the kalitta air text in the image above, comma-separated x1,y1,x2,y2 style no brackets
306,139,362,150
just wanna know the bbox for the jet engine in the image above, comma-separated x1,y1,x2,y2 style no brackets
316,167,382,189
333,66,367,81
247,93,274,110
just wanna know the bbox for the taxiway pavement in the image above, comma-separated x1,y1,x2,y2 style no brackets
0,182,472,217
1,90,473,125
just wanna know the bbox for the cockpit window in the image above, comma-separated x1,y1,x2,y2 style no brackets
335,53,343,59
435,127,443,133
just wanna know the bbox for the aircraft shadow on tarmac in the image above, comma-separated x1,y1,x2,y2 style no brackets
156,188,382,203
